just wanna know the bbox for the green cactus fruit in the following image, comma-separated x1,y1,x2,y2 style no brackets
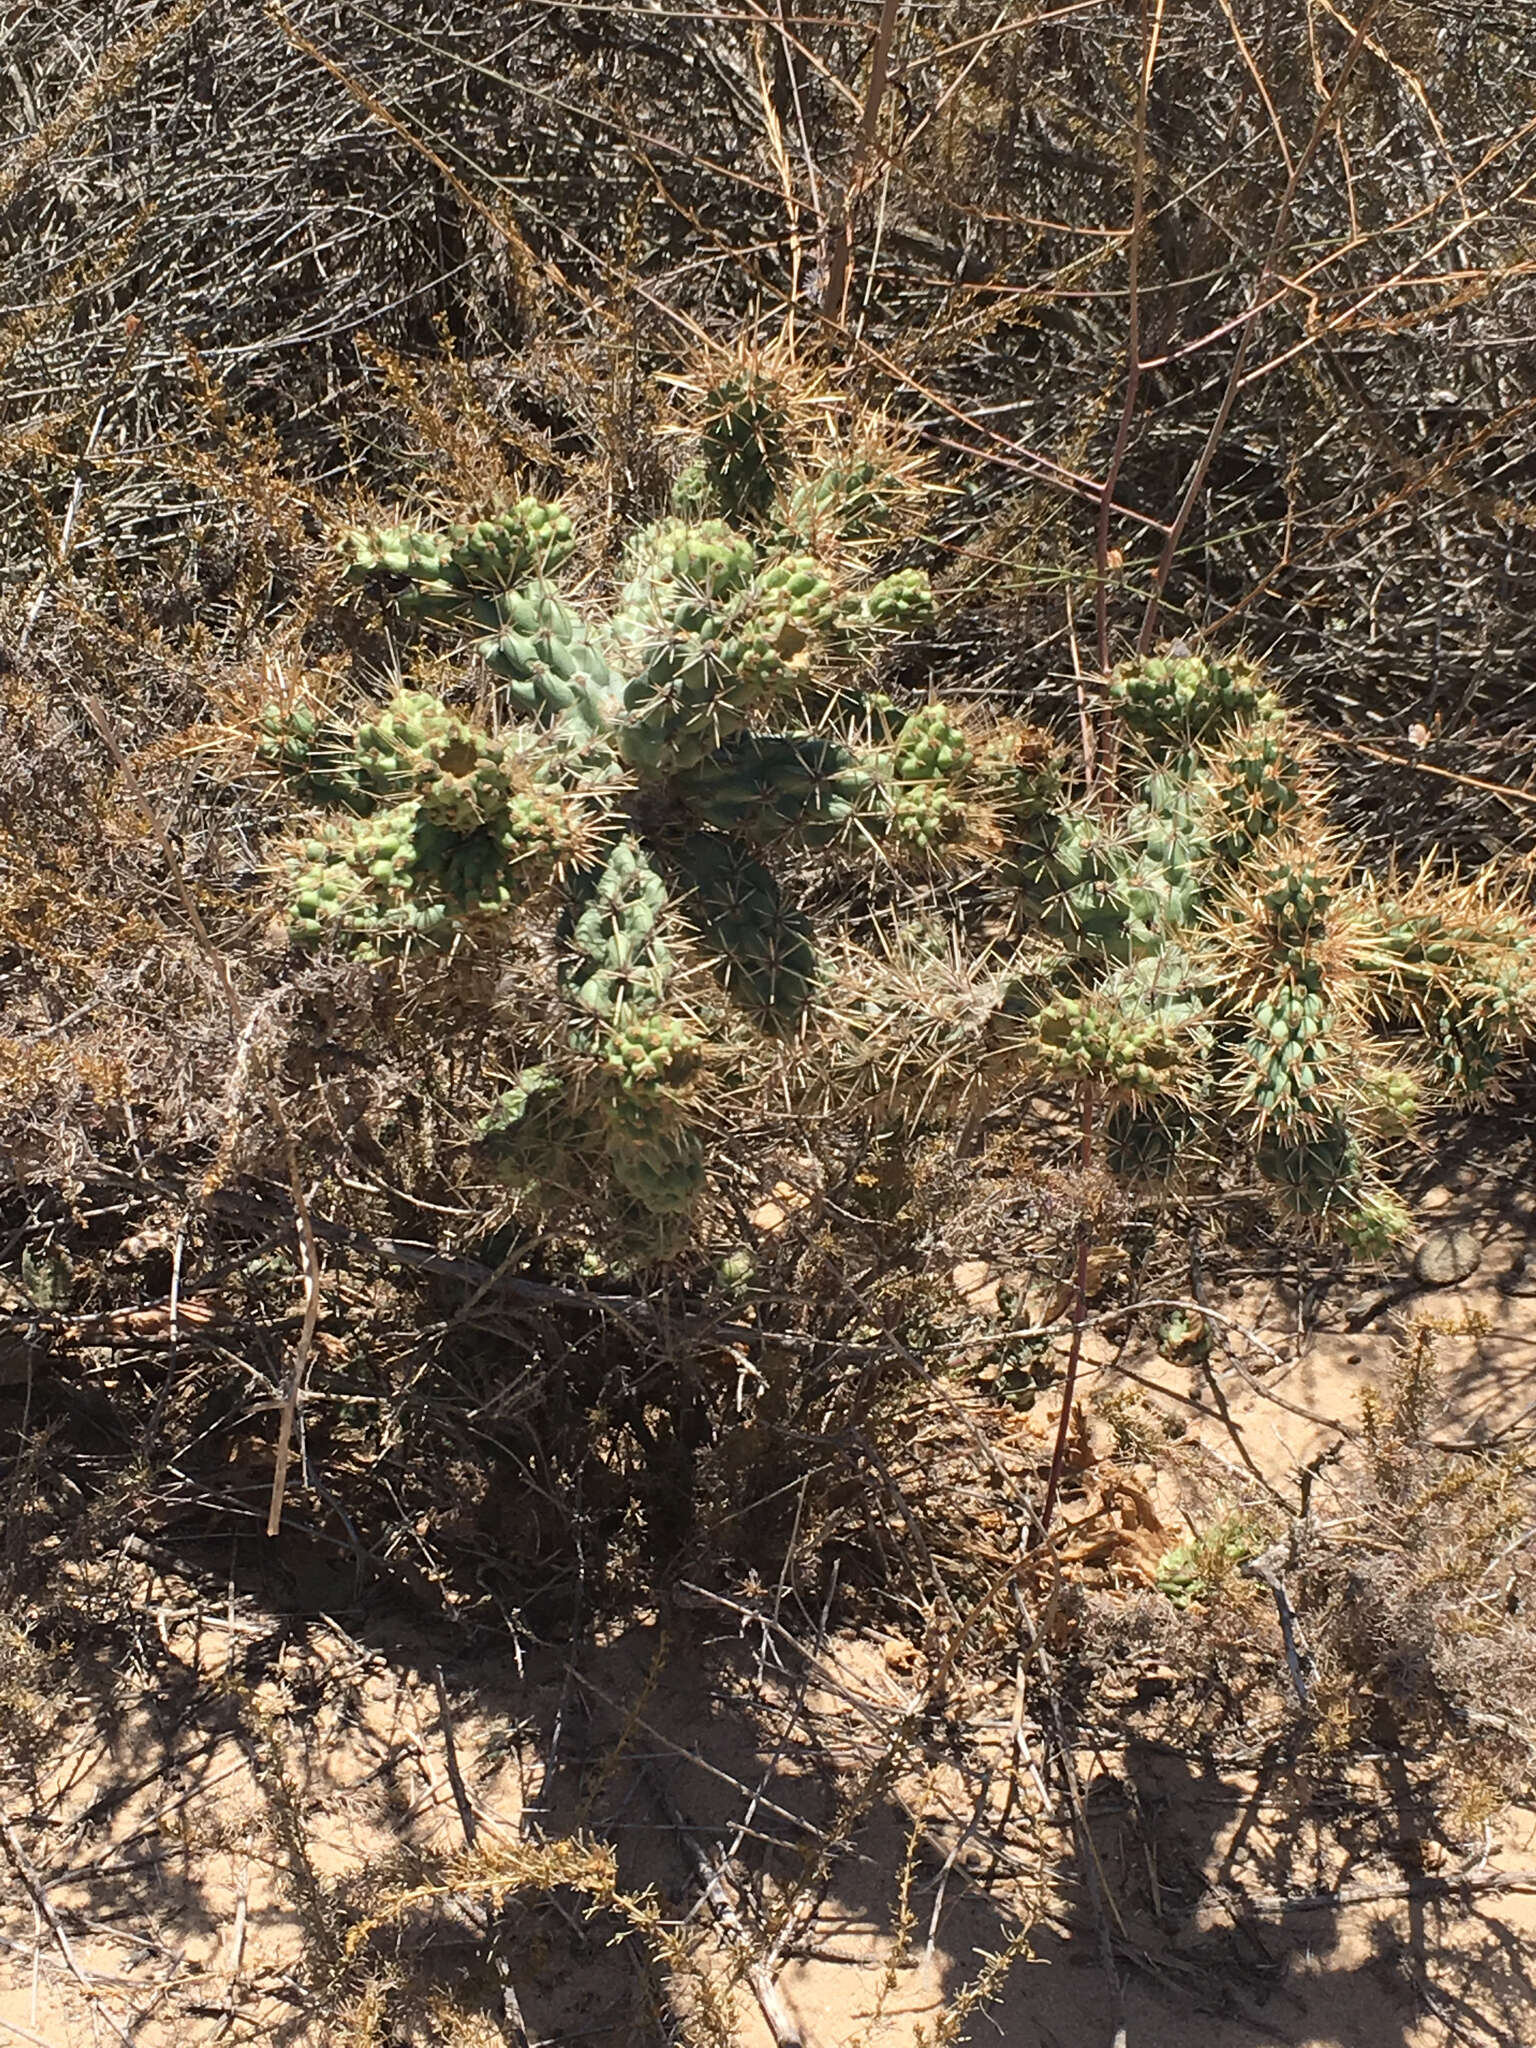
354,689,519,832
752,554,840,649
863,567,934,631
670,458,714,521
257,700,376,813
668,521,758,600
1032,992,1183,1094
1108,650,1275,749
674,831,816,1031
699,369,791,526
602,1012,701,1089
499,787,582,865
342,499,573,598
894,704,973,783
832,567,935,645
287,801,463,951
1364,1066,1423,1134
890,778,964,851
1335,1187,1414,1258
675,733,865,846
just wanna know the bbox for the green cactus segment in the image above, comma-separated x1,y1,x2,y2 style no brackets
1363,903,1536,1096
1259,860,1334,947
1108,650,1275,751
1235,959,1339,1129
1256,1120,1410,1255
1016,813,1150,961
674,832,816,1031
478,1067,583,1186
699,369,791,526
605,527,843,774
676,733,868,846
601,1111,707,1215
285,793,568,954
257,701,376,813
1207,718,1309,864
562,837,675,1023
786,456,906,546
354,689,517,830
476,589,620,732
1103,1100,1197,1182
342,498,575,601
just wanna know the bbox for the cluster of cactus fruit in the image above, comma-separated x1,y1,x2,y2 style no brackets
256,364,1536,1256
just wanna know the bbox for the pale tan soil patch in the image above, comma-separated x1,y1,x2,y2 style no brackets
3,1187,1533,2047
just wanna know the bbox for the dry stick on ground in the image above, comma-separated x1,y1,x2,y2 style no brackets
0,2018,69,2048
0,1815,135,2048
1036,1086,1099,1544
83,699,323,1536
1236,1870,1536,1915
639,1759,806,2048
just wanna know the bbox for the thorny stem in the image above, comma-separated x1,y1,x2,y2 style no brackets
1036,1084,1098,1543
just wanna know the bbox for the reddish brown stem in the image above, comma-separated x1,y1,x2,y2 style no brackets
1096,0,1164,673
820,0,902,325
1036,1087,1098,1544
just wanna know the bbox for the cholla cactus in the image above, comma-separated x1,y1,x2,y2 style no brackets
1011,648,1536,1254
257,379,978,1244
257,365,1536,1260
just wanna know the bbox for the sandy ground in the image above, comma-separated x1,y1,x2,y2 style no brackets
3,1163,1533,2047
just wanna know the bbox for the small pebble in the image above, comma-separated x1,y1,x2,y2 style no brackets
1413,1227,1482,1288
